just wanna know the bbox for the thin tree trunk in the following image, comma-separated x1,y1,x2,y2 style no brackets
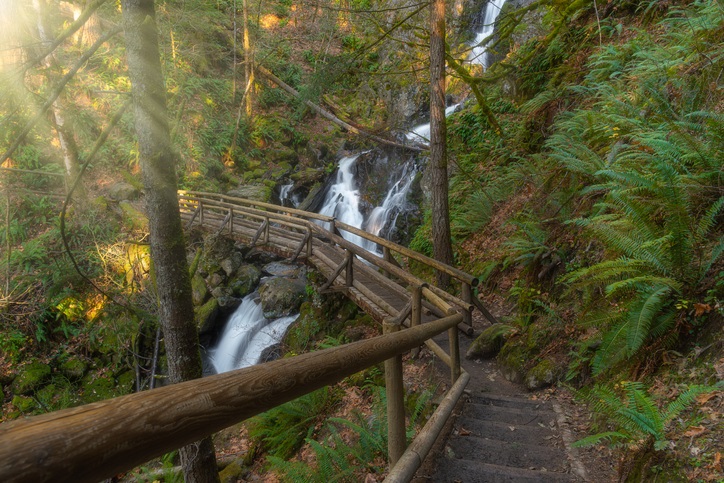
242,0,253,119
121,1,219,481
429,0,453,289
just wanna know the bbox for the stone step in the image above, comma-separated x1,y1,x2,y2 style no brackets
445,434,569,472
456,417,560,446
464,401,558,426
433,457,575,483
472,393,555,411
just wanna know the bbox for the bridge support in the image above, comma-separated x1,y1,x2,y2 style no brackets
384,319,406,467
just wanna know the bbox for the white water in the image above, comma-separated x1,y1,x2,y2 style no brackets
279,183,301,207
469,0,507,68
406,104,461,144
210,294,298,373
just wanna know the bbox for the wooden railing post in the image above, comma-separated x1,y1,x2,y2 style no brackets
345,249,353,287
449,325,461,384
264,216,270,243
462,282,473,330
383,318,406,467
306,226,313,258
199,201,204,225
229,207,234,234
411,284,422,357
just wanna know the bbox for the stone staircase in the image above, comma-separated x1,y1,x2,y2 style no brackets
431,392,578,482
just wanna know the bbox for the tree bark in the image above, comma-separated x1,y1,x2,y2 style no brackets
120,1,219,482
428,0,453,288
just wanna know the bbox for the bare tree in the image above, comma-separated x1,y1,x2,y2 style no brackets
121,1,220,481
428,0,453,288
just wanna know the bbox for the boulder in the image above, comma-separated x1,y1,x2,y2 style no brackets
191,273,208,306
466,324,515,360
227,185,271,202
211,286,242,310
525,359,559,391
220,252,244,277
12,362,51,395
108,181,140,201
60,358,87,381
230,264,262,298
258,277,307,318
262,262,305,278
195,298,220,334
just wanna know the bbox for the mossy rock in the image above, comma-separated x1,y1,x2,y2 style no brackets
497,340,526,384
60,358,87,381
230,264,262,298
196,297,220,334
227,184,271,201
116,370,136,393
525,359,559,391
258,277,306,318
466,324,516,360
283,301,326,352
12,362,51,395
219,458,247,483
192,273,208,306
119,201,149,230
11,395,36,414
81,373,117,403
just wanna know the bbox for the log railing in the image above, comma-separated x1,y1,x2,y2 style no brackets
0,191,492,482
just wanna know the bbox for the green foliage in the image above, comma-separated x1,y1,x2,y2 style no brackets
247,387,339,460
574,381,722,451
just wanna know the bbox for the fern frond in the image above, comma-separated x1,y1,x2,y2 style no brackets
572,431,629,448
625,284,672,355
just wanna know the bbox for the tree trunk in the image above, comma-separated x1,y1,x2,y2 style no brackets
428,0,453,288
32,0,85,198
120,1,220,482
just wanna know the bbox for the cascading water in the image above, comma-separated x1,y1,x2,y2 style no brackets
279,183,301,208
470,0,508,69
209,1,506,375
210,293,297,373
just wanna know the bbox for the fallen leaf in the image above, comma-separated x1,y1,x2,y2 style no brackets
710,452,721,472
509,426,516,431
696,391,719,404
683,426,707,438
459,428,471,436
693,303,711,317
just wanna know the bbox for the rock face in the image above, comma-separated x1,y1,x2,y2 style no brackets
466,324,515,360
258,276,307,318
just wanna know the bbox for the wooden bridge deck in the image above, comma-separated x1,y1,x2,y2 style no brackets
178,192,476,328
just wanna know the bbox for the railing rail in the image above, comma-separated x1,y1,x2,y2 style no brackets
0,314,463,482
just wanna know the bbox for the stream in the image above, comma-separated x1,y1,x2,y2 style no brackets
209,0,507,374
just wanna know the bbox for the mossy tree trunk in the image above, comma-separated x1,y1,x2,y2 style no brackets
429,0,453,288
121,1,219,481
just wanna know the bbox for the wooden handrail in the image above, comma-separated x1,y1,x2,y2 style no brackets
0,314,463,483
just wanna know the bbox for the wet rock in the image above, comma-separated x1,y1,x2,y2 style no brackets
229,264,261,298
12,362,51,395
207,272,225,289
211,286,242,310
262,262,305,278
196,298,220,334
258,277,307,318
220,252,244,277
245,248,281,265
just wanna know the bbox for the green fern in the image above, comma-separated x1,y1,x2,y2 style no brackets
574,381,722,451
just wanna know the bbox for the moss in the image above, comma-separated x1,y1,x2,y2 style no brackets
12,362,51,395
80,373,117,403
192,273,208,306
116,370,136,393
497,340,526,384
525,358,559,390
195,297,220,333
466,324,516,360
119,201,149,230
60,358,87,381
219,458,246,483
11,394,37,414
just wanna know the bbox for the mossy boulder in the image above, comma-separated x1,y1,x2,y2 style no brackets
12,362,51,395
192,274,208,306
258,277,306,318
116,370,136,393
196,298,221,334
466,324,516,360
497,341,526,384
60,358,87,381
228,184,270,201
220,252,244,277
262,262,304,278
525,359,559,391
119,201,148,230
284,301,328,352
11,394,36,414
81,373,117,403
219,458,247,483
230,264,262,298
108,181,141,201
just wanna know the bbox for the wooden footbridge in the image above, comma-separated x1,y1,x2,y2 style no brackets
0,191,498,483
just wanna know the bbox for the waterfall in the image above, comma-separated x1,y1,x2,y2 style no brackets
469,0,508,68
406,103,462,144
279,183,301,208
210,293,297,373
